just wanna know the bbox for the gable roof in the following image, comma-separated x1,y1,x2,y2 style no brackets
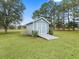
26,17,51,25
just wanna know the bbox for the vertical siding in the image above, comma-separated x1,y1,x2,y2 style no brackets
27,19,49,35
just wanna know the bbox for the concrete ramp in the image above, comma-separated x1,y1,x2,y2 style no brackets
38,34,58,40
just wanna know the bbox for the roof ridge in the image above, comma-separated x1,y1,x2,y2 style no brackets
26,17,50,25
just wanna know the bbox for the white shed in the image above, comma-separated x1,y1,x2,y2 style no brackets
26,17,58,40
26,17,50,35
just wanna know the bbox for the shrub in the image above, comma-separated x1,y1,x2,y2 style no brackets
9,25,15,29
68,22,78,28
32,31,38,37
49,27,53,35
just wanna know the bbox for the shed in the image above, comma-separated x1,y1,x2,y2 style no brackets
26,17,50,35
26,17,58,40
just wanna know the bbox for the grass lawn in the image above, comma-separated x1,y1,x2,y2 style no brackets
0,30,79,59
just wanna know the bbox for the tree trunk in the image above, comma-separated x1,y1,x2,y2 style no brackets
72,27,75,31
4,26,8,34
72,18,75,31
57,14,60,30
49,24,53,35
68,10,70,30
62,13,65,31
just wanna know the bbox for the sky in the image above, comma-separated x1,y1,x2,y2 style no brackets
22,0,62,25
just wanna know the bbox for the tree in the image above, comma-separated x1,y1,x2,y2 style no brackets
0,0,25,33
54,4,64,30
70,0,79,30
32,2,49,19
32,0,56,34
32,10,41,19
56,19,63,30
32,0,79,31
67,21,78,30
60,0,69,30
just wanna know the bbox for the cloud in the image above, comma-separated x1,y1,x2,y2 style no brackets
54,0,62,2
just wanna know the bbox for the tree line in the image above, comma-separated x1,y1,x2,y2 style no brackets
32,0,79,31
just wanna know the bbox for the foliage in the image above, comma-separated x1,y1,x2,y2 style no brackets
32,10,41,19
32,0,56,21
18,25,22,29
32,31,38,37
67,22,78,28
55,20,63,29
9,25,15,29
32,2,49,19
0,0,25,33
49,27,53,35
32,0,79,31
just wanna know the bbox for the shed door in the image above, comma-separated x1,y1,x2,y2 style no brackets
41,23,47,34
37,23,47,34
37,23,41,34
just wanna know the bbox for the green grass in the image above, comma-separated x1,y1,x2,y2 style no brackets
0,30,79,59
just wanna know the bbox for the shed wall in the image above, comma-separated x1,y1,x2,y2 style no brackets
27,19,49,35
